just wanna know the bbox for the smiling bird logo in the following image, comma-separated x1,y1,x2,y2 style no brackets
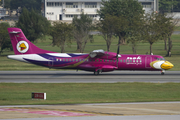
16,41,29,53
19,43,27,51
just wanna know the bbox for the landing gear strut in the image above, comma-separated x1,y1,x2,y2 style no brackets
94,71,99,75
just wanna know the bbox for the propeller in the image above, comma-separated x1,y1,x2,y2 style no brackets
116,39,121,67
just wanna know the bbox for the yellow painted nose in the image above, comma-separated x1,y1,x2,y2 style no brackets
161,61,174,70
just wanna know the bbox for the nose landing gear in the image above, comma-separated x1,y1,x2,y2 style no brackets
161,70,165,75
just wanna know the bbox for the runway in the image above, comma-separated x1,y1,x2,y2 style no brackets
1,71,180,120
0,70,180,83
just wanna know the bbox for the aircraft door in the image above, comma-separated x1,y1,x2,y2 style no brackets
48,57,54,67
145,56,152,68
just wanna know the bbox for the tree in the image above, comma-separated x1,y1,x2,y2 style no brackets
98,0,144,51
3,0,11,8
50,22,73,53
0,22,11,55
173,0,180,12
126,18,144,54
155,13,173,51
142,12,163,55
16,7,51,42
10,0,41,12
72,13,94,53
159,0,179,13
165,17,180,57
97,14,115,51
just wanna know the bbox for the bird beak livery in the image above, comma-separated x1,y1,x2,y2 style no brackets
150,60,174,70
7,27,174,75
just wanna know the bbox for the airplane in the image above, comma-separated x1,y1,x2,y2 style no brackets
7,27,174,75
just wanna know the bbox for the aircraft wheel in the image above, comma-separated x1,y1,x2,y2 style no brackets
161,70,165,75
94,70,99,75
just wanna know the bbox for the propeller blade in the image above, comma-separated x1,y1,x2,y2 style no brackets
116,39,120,59
116,39,121,67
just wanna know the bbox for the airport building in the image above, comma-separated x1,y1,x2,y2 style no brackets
41,0,159,21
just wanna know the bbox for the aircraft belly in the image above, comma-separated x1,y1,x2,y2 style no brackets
118,63,154,70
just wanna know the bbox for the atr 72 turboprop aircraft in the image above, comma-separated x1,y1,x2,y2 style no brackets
7,27,174,75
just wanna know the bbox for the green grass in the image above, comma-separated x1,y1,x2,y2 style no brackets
0,34,180,70
0,83,180,105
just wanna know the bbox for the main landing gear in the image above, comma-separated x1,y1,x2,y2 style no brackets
94,69,102,75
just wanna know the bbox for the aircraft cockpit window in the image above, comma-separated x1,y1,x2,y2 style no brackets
155,57,165,61
160,58,165,60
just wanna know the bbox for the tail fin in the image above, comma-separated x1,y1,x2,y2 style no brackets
7,27,56,55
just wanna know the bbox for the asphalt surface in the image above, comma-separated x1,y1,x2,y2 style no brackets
1,71,180,120
1,102,180,120
0,70,180,83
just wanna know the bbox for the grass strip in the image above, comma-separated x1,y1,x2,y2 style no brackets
0,83,180,105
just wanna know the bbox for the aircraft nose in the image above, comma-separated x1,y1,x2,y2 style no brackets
161,61,174,70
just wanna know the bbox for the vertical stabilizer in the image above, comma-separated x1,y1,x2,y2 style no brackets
7,28,56,55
